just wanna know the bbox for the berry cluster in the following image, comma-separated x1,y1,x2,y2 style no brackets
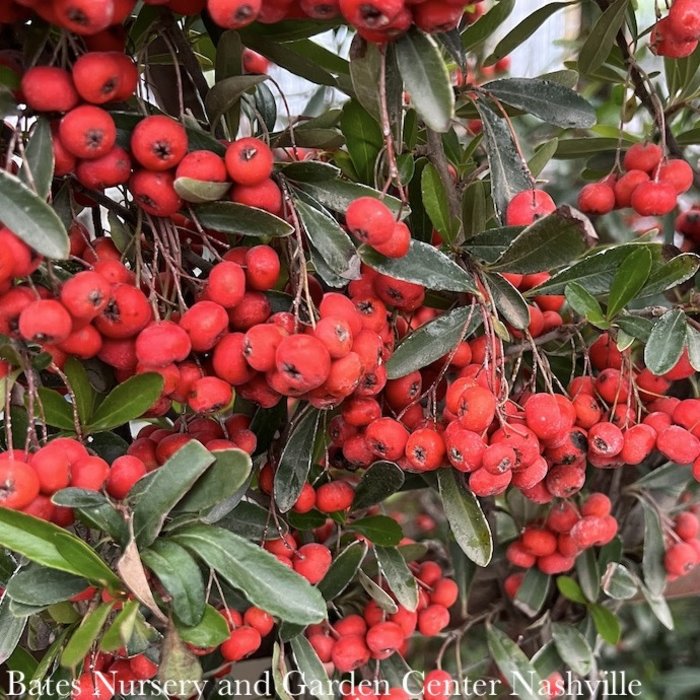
650,0,700,58
577,143,693,217
665,509,700,580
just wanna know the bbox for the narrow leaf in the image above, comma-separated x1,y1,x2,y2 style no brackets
578,0,630,76
60,602,113,669
353,461,405,510
194,201,294,237
88,373,164,432
290,636,333,700
644,309,687,376
318,541,367,601
375,546,419,611
486,623,542,700
607,247,652,319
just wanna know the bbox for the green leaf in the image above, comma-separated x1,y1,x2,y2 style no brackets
295,199,360,280
53,487,128,543
489,206,595,274
578,0,629,76
142,540,206,627
485,3,577,65
375,546,418,611
19,117,54,199
565,283,607,327
386,306,479,379
642,502,667,597
175,604,229,647
353,461,405,510
575,547,600,602
551,622,594,676
461,180,488,238
0,169,68,259
205,74,267,128
639,253,700,298
395,29,454,133
607,247,652,319
358,570,398,613
158,625,202,697
421,163,456,241
483,78,596,129
100,599,140,652
0,509,122,589
602,562,638,600
64,357,96,426
556,575,586,604
349,515,403,547
484,272,530,330
175,448,251,514
318,541,367,601
475,101,532,223
486,623,542,700
214,501,279,540
132,441,216,547
295,179,405,219
529,138,559,178
360,239,478,294
290,636,333,700
513,567,551,617
36,387,75,431
174,178,230,204
381,654,423,695
589,603,621,645
0,590,26,665
644,309,687,376
194,201,294,237
88,373,164,432
688,324,700,372
615,314,653,342
60,602,113,669
172,524,327,624
340,99,382,185
274,407,322,513
640,583,674,630
6,566,88,607
437,469,492,567
462,0,516,52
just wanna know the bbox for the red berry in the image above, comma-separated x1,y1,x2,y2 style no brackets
630,181,677,216
505,189,556,226
623,143,663,173
225,137,273,185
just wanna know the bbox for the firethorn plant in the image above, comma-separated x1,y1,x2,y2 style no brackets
0,0,699,698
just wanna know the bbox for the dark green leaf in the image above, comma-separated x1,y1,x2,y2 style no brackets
578,0,629,76
6,566,88,607
0,509,121,588
513,567,551,617
175,605,229,647
205,74,267,128
486,623,542,700
282,161,341,182
575,547,600,602
158,625,202,696
53,487,128,543
60,602,113,669
475,101,532,223
395,29,454,133
639,253,700,298
64,357,96,426
529,138,559,178
353,461,405,510
466,226,522,262
640,583,674,630
489,206,595,274
461,180,488,238
174,178,230,204
421,163,456,241
380,654,423,695
0,591,26,665
485,3,577,65
483,78,596,129
565,283,607,327
607,247,652,319
36,388,75,431
132,441,216,547
173,525,326,624
175,448,251,514
386,306,479,379
360,239,478,293
340,99,382,185
462,0,516,52
88,373,164,432
615,314,653,342
642,502,667,597
644,308,687,376
437,469,492,567
295,179,405,219
194,201,294,237
0,169,68,259
295,199,360,280
551,622,594,676
274,407,322,513
358,570,398,613
19,117,54,199
142,540,206,627
688,325,700,372
318,541,367,600
290,636,333,700
589,603,621,645
484,272,530,330
349,515,403,546
100,599,140,652
375,546,418,611
215,501,280,540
